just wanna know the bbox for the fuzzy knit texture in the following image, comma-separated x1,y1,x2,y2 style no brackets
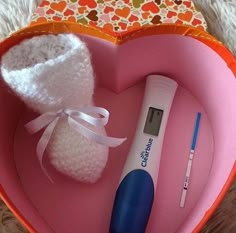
192,0,236,56
0,0,41,39
1,34,94,112
0,0,235,233
1,34,109,183
0,200,27,233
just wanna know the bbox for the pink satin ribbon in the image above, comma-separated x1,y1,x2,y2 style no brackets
25,107,127,182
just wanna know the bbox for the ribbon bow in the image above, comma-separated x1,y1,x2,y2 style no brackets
25,107,126,182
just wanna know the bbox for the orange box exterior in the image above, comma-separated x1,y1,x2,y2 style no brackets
0,1,235,232
0,21,235,232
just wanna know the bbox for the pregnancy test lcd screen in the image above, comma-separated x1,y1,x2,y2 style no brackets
144,107,163,136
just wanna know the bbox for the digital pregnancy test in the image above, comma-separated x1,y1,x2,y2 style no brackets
109,75,178,233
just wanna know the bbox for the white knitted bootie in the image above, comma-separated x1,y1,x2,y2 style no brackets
1,34,124,183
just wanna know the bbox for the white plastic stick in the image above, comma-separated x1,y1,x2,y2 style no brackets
180,112,201,208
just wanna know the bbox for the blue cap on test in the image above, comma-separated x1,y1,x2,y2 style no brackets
109,169,154,233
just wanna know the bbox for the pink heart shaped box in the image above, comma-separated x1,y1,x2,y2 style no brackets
0,22,236,233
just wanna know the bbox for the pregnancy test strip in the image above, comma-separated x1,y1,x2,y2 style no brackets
180,112,202,208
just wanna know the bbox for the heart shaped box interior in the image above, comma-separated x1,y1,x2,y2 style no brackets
0,22,236,233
